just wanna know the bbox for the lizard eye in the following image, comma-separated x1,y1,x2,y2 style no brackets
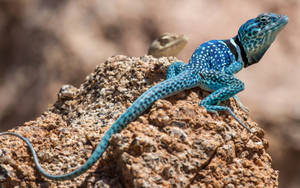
159,38,170,45
260,17,267,22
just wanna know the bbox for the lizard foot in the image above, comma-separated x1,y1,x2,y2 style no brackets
205,109,219,116
201,104,251,132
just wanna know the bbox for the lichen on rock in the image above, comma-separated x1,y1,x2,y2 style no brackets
0,55,278,187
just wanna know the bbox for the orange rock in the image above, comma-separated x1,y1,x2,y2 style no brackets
0,55,278,187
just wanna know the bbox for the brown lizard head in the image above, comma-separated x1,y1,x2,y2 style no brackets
148,33,188,58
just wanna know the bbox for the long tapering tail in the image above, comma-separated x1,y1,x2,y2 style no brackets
0,70,199,180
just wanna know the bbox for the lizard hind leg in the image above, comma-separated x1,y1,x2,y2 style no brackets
199,75,251,132
166,62,186,79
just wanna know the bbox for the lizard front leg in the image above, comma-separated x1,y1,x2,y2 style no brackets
199,70,251,131
223,61,249,113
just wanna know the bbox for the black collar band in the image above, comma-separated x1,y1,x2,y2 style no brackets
233,36,250,67
223,37,250,68
223,39,238,60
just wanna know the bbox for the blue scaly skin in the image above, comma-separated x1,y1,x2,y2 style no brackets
0,13,288,180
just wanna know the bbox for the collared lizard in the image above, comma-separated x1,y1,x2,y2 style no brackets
0,13,288,180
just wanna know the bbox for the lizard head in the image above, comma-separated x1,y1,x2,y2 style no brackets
237,13,288,67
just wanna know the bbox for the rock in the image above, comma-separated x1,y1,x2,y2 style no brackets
0,55,278,187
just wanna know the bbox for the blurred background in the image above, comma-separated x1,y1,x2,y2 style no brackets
0,0,299,187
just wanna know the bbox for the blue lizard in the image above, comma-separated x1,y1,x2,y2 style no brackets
0,13,288,180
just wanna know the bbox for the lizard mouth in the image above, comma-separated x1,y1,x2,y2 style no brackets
277,14,288,26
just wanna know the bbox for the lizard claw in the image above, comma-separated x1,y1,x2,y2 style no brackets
239,104,249,113
233,96,249,113
207,109,219,116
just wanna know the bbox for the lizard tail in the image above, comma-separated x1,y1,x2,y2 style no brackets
0,70,199,180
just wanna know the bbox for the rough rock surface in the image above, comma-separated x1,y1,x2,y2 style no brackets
0,55,278,187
